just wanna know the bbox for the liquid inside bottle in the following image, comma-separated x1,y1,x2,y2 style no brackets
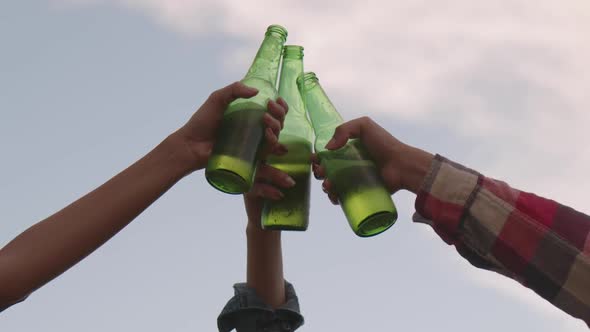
298,72,397,237
262,45,313,231
206,25,288,194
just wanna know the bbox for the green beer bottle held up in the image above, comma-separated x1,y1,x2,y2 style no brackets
206,25,288,194
298,72,397,237
262,46,313,231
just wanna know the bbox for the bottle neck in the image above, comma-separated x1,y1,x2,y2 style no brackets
279,55,312,139
244,26,287,87
283,45,304,59
298,72,343,151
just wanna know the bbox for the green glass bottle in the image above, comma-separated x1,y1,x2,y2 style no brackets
298,72,397,237
261,46,313,231
206,25,288,194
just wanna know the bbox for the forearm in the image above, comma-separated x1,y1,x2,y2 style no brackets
246,224,285,309
0,133,193,304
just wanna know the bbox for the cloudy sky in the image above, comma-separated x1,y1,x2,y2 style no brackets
1,0,589,331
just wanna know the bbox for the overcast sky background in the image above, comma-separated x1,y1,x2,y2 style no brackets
1,1,589,331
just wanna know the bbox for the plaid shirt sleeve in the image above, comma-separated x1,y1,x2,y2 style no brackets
413,155,590,325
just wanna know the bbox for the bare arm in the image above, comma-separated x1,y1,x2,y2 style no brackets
244,161,295,308
246,225,285,308
217,153,305,331
0,135,190,307
0,82,288,310
314,116,589,326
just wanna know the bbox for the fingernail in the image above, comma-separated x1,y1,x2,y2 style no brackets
313,165,321,180
285,176,296,187
325,138,335,149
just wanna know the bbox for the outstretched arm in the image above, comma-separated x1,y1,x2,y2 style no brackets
0,135,189,309
217,163,305,332
0,82,288,311
244,163,296,308
314,116,590,326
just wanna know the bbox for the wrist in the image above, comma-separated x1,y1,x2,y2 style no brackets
246,222,281,240
163,131,202,174
246,220,262,233
399,145,434,194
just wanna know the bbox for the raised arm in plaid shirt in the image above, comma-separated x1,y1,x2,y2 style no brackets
413,155,590,325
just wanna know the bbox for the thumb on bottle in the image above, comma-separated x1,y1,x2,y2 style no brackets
325,129,349,150
324,137,340,150
325,120,362,150
209,81,259,109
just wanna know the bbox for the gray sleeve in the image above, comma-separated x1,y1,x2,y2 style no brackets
217,281,304,332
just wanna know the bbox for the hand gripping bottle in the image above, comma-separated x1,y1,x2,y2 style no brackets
298,72,397,237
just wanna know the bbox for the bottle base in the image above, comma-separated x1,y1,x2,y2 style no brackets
355,211,397,237
261,224,308,231
205,168,250,194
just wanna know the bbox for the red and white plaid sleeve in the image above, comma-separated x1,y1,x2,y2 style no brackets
413,155,590,325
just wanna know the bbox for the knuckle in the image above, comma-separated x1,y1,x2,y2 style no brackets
208,89,222,101
258,185,269,195
273,119,281,130
252,186,262,196
271,167,283,180
363,116,375,126
256,168,269,180
230,81,241,91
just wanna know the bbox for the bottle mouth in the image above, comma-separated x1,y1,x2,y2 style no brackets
266,24,288,42
283,45,304,59
297,71,319,91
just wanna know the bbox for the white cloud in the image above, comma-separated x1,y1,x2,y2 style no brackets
53,0,590,327
56,0,590,139
55,1,590,113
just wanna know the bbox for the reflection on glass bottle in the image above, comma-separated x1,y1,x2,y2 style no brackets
206,25,288,194
262,46,313,231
